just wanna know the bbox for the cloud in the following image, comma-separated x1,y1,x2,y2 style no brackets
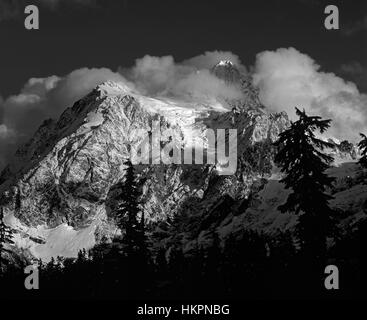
123,52,245,101
253,47,367,142
0,68,129,170
49,68,129,109
170,69,244,101
125,55,178,96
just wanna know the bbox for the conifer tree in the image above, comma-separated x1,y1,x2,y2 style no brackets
113,160,146,256
0,207,14,274
358,133,367,168
274,108,335,258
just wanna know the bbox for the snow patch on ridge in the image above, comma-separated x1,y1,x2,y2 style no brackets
4,212,98,262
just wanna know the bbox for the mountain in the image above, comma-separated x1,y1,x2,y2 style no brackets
211,60,242,84
211,60,262,110
0,63,364,263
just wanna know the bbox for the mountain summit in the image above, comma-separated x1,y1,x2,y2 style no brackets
212,60,241,84
211,60,262,110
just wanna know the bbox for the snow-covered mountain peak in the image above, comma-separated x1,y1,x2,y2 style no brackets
212,60,241,84
216,60,235,67
95,80,134,97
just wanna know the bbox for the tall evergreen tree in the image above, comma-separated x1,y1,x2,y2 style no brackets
0,207,14,274
113,160,146,256
358,133,367,168
274,108,335,258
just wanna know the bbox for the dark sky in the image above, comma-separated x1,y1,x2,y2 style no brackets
0,0,366,97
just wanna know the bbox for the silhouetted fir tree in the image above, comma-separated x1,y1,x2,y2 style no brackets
274,108,335,260
358,133,367,168
0,207,14,275
111,160,151,297
113,160,146,256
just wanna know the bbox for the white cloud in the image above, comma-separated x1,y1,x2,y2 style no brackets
170,69,244,101
253,47,367,141
126,55,178,96
0,68,129,170
124,52,244,101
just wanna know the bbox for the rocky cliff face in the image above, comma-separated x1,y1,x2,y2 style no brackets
0,64,292,261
